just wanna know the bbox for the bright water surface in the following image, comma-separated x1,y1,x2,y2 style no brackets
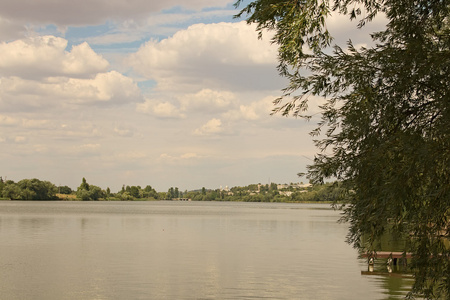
0,201,414,299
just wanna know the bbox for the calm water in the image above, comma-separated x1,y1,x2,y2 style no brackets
0,201,413,299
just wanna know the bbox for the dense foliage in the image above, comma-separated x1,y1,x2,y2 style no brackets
184,182,343,202
114,184,160,200
58,185,73,195
76,177,105,201
1,176,341,203
0,178,58,200
235,0,449,298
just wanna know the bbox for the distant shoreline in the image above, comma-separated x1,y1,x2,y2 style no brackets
1,196,333,204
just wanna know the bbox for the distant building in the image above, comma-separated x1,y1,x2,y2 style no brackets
220,185,230,192
277,183,312,190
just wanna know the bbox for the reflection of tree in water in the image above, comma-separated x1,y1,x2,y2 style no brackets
363,232,450,299
361,231,414,299
380,274,415,300
19,217,56,238
363,260,414,300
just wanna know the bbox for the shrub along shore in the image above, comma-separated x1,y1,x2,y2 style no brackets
0,177,344,203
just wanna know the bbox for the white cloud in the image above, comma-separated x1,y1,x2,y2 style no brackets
83,8,238,47
159,152,202,165
127,21,281,92
63,42,110,75
14,136,27,143
114,126,133,137
326,11,387,48
0,115,55,129
114,151,148,160
79,143,100,150
0,35,143,111
0,114,20,126
84,32,145,46
0,36,109,79
32,144,49,153
180,153,200,159
136,99,185,119
136,88,238,120
193,118,224,136
179,89,237,113
22,119,54,129
0,71,142,110
58,124,103,139
73,143,102,155
224,96,275,121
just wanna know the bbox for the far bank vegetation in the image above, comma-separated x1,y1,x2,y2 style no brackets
0,177,344,203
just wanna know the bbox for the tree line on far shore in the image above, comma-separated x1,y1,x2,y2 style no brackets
0,177,344,203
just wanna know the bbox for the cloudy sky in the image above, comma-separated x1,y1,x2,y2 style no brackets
0,0,385,192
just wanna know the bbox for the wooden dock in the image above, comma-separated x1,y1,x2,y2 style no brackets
361,251,412,259
361,251,412,266
361,271,413,278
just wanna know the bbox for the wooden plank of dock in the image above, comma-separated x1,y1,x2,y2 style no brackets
361,251,412,259
361,271,413,278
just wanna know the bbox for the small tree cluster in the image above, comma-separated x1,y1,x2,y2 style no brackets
76,178,104,201
167,187,180,199
58,185,73,195
1,178,58,200
115,184,160,200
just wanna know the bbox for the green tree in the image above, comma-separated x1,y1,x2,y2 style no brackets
118,191,133,200
143,185,159,199
168,187,174,199
0,177,5,196
88,185,104,201
166,187,180,199
58,185,73,195
1,179,57,200
77,189,91,201
143,185,153,193
17,179,58,200
129,186,140,198
236,0,450,298
80,177,89,190
76,178,104,201
2,181,20,200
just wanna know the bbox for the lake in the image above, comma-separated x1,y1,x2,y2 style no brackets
0,201,414,299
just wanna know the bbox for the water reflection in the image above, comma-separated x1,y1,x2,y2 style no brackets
362,262,415,300
0,201,414,299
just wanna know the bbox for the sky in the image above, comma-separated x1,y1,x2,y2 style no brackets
0,0,386,192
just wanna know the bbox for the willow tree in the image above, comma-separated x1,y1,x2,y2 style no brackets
235,0,449,298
